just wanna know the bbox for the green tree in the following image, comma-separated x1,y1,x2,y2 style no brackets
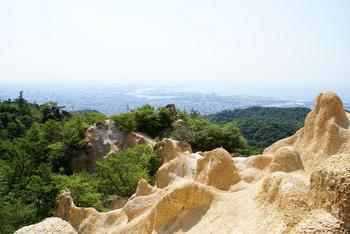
54,173,105,211
0,98,106,233
111,112,137,132
41,102,70,122
111,105,174,138
206,106,309,149
134,105,161,137
96,145,159,197
24,164,58,219
173,113,248,154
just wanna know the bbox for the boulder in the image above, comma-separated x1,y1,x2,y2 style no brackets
14,217,77,234
154,138,192,164
195,148,241,190
131,179,160,198
269,146,304,173
155,152,201,188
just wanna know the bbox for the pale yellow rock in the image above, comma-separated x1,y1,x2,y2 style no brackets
54,183,216,234
233,154,272,183
22,91,350,233
131,179,160,198
154,138,192,164
307,154,350,230
14,217,77,234
256,171,310,231
195,148,241,190
264,92,350,173
153,138,197,188
290,210,345,234
155,152,202,188
269,146,304,173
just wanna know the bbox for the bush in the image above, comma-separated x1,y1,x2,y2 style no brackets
54,145,160,212
96,145,159,197
171,121,195,144
173,114,248,154
54,173,106,211
111,105,173,138
0,196,37,234
134,105,162,137
111,112,137,132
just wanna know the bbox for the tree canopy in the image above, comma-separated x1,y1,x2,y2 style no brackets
207,106,310,149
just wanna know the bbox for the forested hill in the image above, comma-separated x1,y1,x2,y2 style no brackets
207,107,311,149
207,106,310,124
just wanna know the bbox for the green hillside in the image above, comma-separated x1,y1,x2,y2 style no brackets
207,106,310,149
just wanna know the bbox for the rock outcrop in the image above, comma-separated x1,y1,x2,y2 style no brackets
154,138,192,164
307,154,350,230
71,119,155,172
165,104,177,117
268,146,304,173
290,210,344,234
257,171,310,231
290,154,350,233
131,179,160,198
195,148,241,190
19,91,350,234
264,92,350,173
14,217,77,234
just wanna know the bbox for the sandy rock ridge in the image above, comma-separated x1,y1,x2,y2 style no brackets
18,92,350,233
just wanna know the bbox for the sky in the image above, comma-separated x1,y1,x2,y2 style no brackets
0,0,349,100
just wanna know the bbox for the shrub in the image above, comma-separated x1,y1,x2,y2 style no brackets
54,173,106,211
96,145,159,197
111,112,137,132
173,114,247,154
111,105,173,138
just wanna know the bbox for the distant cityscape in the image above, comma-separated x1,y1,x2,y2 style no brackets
1,84,348,115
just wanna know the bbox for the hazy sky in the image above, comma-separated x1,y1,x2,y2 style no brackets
0,0,349,100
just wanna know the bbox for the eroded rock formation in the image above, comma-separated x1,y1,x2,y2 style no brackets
19,91,350,234
14,217,77,234
195,148,241,190
154,138,192,164
264,92,350,173
307,154,350,230
71,119,155,172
